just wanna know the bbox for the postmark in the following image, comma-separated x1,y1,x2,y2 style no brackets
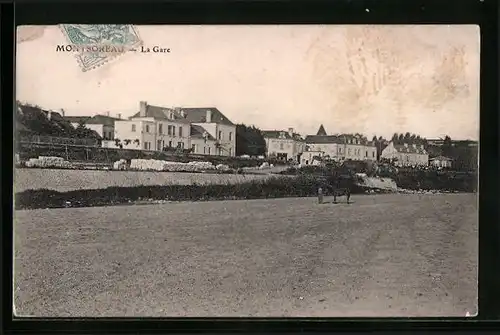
59,24,143,72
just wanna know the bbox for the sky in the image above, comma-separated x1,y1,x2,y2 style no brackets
16,25,480,140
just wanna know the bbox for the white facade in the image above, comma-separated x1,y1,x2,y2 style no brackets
381,142,429,167
190,137,217,155
86,124,115,140
305,139,377,162
110,103,236,156
193,122,236,157
264,129,305,162
114,118,190,151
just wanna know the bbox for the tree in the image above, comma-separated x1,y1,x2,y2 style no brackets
392,133,399,144
404,132,411,143
398,134,404,143
442,135,453,158
235,124,266,156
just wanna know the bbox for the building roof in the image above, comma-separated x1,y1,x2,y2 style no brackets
190,124,216,141
316,124,327,136
129,104,191,124
85,114,120,126
429,155,453,161
262,130,304,141
64,116,92,125
305,135,340,144
181,107,235,126
394,144,427,155
305,134,375,146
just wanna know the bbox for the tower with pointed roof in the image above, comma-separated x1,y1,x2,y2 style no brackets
316,124,327,136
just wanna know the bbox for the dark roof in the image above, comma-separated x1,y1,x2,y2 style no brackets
262,130,304,141
316,124,327,136
306,134,375,146
429,155,453,161
64,116,91,124
305,135,341,144
181,107,235,126
394,144,427,155
86,114,120,126
129,104,191,124
190,124,216,141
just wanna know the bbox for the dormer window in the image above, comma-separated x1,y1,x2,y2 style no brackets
279,131,286,138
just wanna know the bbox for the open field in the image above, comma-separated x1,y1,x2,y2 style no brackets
14,168,278,192
14,193,477,317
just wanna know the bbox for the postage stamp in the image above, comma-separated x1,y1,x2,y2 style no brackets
59,24,143,72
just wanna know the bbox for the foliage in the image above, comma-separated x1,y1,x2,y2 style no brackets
16,102,101,140
235,124,266,156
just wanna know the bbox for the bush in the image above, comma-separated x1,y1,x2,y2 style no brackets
15,175,358,210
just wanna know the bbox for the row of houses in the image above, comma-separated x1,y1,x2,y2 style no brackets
62,102,455,167
262,124,453,168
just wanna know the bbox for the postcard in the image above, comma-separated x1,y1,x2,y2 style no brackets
14,24,479,317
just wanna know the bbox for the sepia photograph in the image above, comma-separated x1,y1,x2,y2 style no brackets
14,24,479,317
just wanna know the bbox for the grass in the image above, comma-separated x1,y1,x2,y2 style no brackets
14,175,331,210
14,193,478,317
14,168,276,193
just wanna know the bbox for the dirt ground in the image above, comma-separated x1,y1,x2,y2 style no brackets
14,193,477,317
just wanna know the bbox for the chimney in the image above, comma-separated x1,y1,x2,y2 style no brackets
60,108,65,117
139,101,147,117
117,113,122,119
47,111,52,120
180,110,186,118
288,127,294,137
404,143,408,147
106,111,110,117
206,109,212,123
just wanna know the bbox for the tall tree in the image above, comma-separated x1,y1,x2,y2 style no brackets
392,133,399,143
442,135,453,157
235,124,266,156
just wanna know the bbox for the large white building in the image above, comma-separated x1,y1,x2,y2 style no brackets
303,125,377,163
261,128,306,162
380,141,429,167
104,101,236,157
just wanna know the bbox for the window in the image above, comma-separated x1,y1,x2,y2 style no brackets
372,151,375,158
229,148,232,156
172,126,176,136
158,124,163,134
168,141,172,147
279,143,284,150
131,124,136,132
144,142,150,150
157,140,162,151
179,127,183,137
145,125,150,133
208,147,211,155
218,131,222,140
167,125,172,136
204,147,206,154
177,142,181,148
192,144,196,153
365,151,368,157
229,132,233,141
